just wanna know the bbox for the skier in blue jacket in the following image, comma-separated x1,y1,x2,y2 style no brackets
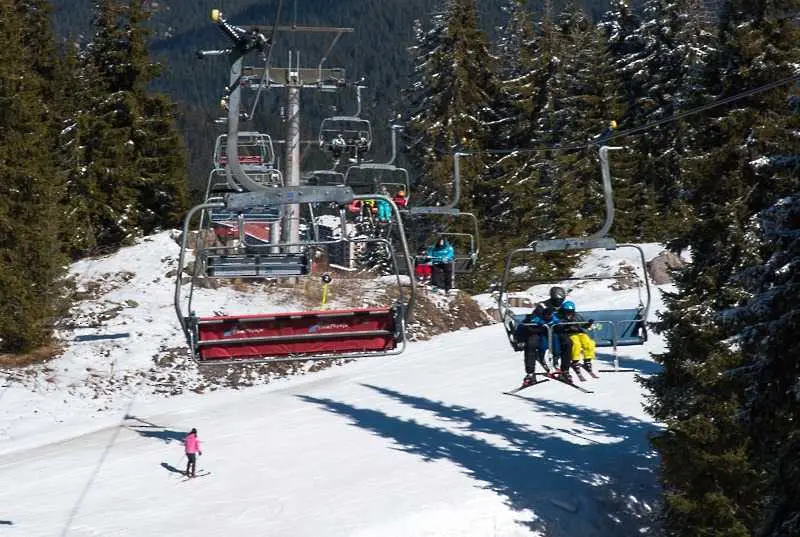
426,238,455,292
521,307,560,386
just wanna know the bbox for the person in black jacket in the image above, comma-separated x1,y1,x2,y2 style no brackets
529,287,571,375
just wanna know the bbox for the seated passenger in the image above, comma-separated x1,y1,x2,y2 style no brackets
521,307,560,386
557,300,597,376
426,238,455,292
330,133,346,158
347,199,363,215
393,190,408,208
414,247,432,282
376,187,392,223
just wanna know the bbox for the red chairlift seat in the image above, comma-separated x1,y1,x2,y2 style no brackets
193,307,402,362
217,155,266,166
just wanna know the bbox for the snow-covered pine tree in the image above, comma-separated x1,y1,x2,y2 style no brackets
65,0,187,257
126,0,188,235
734,195,800,537
552,2,626,240
597,0,644,109
642,1,800,534
620,0,717,240
480,0,559,277
403,0,499,290
0,0,70,351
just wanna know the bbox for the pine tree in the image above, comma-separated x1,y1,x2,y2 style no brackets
0,0,69,352
481,0,557,277
403,0,500,290
65,0,187,257
619,0,717,240
735,195,800,537
642,1,800,534
553,3,627,239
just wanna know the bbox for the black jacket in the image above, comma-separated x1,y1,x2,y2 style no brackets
557,310,593,334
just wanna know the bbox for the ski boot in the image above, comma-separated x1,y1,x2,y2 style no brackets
521,373,537,387
582,359,599,378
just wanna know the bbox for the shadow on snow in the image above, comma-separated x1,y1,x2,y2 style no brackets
160,462,186,475
124,415,187,444
298,384,659,537
594,352,663,376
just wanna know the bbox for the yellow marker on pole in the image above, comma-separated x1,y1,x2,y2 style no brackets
210,9,221,22
321,273,332,309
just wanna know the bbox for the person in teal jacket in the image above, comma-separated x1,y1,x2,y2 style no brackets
427,237,455,292
376,187,392,223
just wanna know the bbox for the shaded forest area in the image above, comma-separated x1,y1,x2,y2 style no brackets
48,0,616,197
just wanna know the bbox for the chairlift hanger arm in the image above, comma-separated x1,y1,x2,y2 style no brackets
174,201,226,336
210,10,269,54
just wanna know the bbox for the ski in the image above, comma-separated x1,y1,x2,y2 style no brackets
503,378,549,395
546,372,594,393
582,363,600,379
182,471,211,482
570,364,587,382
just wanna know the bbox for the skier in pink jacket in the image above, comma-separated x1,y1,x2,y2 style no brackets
184,428,202,477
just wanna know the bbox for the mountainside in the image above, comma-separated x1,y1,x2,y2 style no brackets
48,0,615,193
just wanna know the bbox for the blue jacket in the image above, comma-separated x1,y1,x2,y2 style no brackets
526,312,560,326
427,242,455,263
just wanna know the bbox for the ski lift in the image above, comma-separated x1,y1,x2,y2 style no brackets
343,163,410,197
408,210,480,274
497,146,652,372
174,186,417,365
213,132,277,170
403,153,480,279
318,85,373,158
319,116,373,158
204,167,283,197
303,170,346,187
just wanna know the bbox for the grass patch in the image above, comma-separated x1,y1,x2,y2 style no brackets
0,342,64,368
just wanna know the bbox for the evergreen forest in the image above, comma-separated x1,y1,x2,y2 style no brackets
0,0,798,535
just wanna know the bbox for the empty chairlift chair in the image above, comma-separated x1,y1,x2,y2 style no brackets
174,186,416,364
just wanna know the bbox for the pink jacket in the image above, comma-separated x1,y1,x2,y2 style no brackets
184,433,201,454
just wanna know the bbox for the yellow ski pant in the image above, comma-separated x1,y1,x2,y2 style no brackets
569,333,596,361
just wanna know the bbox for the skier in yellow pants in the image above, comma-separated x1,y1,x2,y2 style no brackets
558,300,597,376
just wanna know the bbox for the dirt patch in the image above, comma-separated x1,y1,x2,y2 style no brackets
0,342,64,368
406,289,493,341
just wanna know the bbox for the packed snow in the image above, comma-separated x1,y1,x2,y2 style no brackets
0,232,674,537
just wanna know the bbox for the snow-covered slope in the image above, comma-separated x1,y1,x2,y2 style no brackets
0,232,670,537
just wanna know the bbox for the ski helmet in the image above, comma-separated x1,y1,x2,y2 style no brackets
561,300,576,312
549,286,566,301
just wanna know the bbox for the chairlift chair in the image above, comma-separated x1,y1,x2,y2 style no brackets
201,168,283,248
213,132,277,170
343,163,410,197
319,116,373,158
408,210,480,275
303,170,346,187
174,186,417,365
497,146,652,372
